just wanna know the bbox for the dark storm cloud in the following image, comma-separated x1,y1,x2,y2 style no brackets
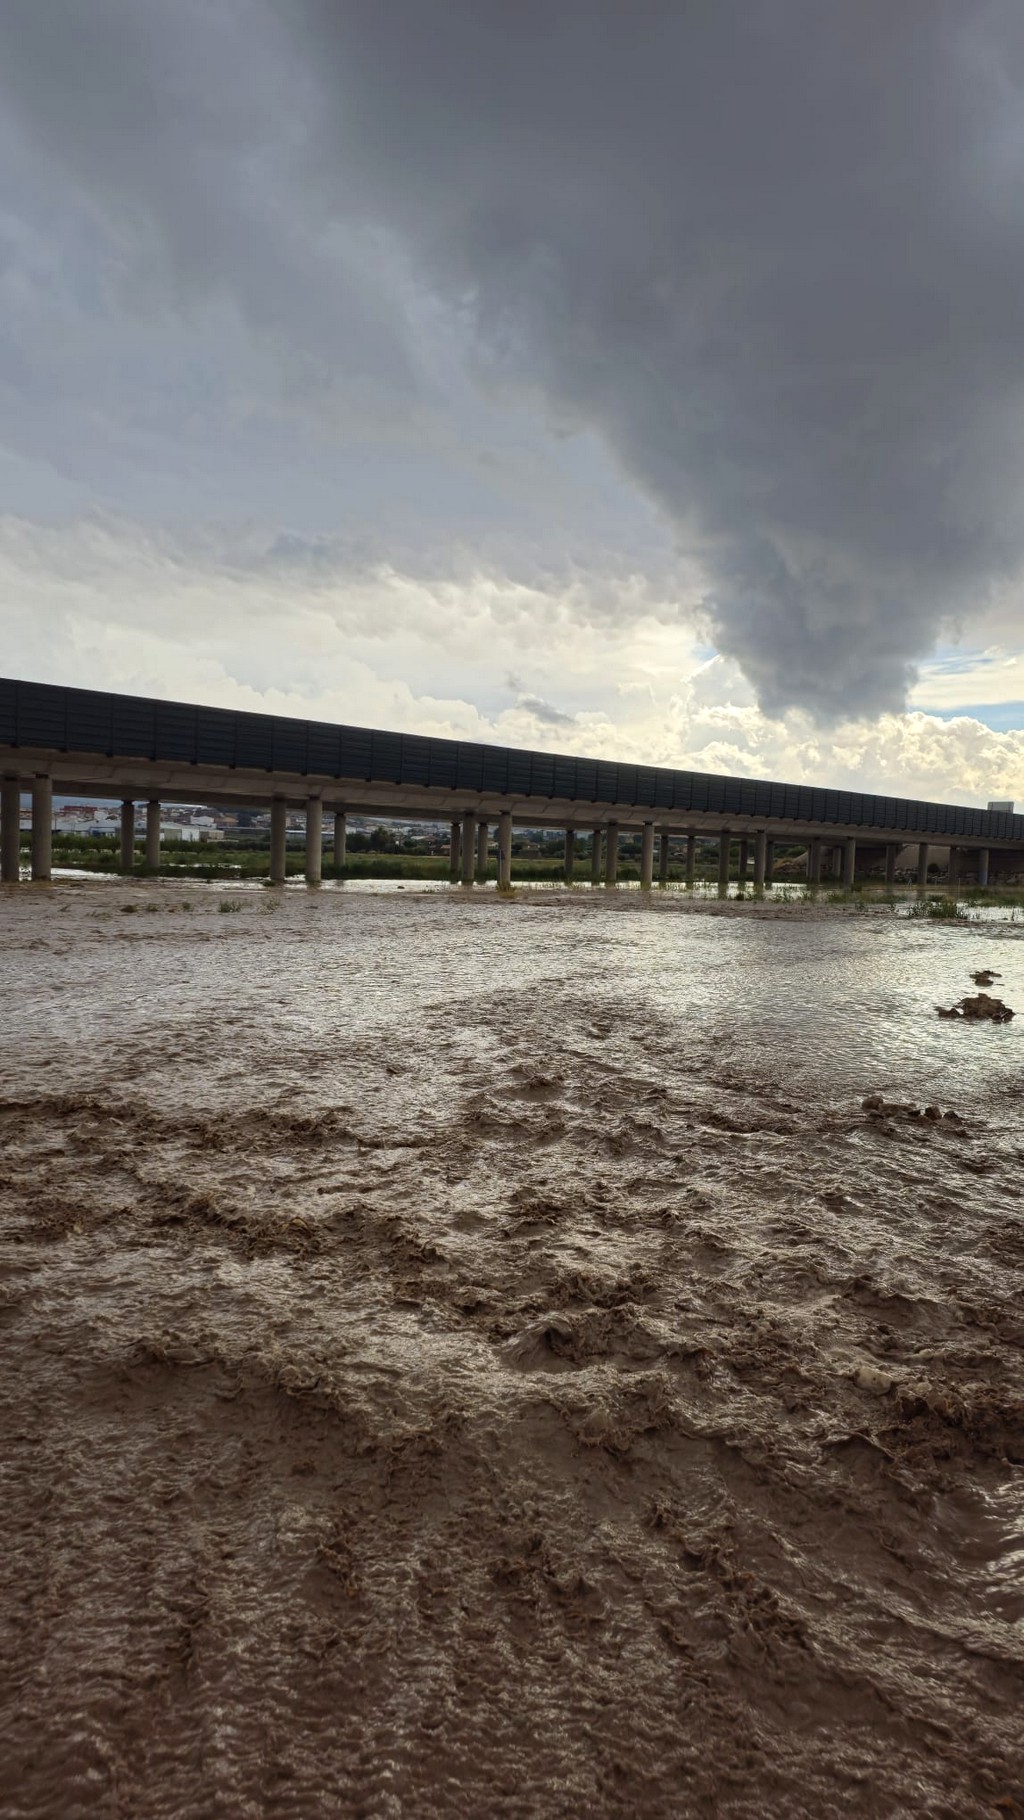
3,3,1024,717
279,0,1024,717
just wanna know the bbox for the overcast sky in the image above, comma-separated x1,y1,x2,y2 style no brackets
2,0,1024,805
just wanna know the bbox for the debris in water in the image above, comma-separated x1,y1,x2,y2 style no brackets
861,1096,964,1122
971,969,1000,987
936,993,1014,1022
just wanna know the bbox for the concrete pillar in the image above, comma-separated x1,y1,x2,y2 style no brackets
604,821,619,888
685,833,696,888
476,819,488,880
145,800,161,872
916,841,929,888
753,830,767,890
885,844,897,889
842,837,856,890
640,821,655,890
334,812,347,871
807,836,822,885
718,831,731,895
737,839,749,884
765,840,775,886
449,819,461,883
305,796,323,885
1,776,21,883
948,846,961,891
658,830,670,886
498,811,512,890
119,799,135,875
270,798,287,884
32,775,53,882
461,813,477,887
591,829,603,886
563,827,575,886
977,848,990,888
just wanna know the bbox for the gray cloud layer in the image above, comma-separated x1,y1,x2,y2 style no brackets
3,2,1024,717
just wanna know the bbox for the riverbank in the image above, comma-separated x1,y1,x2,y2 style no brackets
2,885,1022,1817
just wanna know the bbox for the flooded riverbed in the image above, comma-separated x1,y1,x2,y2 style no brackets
2,883,1023,1817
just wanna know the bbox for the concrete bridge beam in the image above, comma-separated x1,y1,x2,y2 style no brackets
564,827,575,885
498,811,512,890
808,836,822,885
448,818,460,883
842,838,856,890
738,838,749,884
641,821,655,890
32,775,53,882
476,819,488,880
591,828,603,886
753,829,767,889
1,776,21,883
604,822,619,888
334,811,347,871
977,848,989,887
916,841,929,888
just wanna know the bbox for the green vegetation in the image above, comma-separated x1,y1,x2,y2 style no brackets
904,895,977,920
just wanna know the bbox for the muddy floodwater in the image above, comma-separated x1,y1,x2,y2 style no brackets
2,883,1023,1819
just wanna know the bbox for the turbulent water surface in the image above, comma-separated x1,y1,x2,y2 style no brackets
2,883,1023,1819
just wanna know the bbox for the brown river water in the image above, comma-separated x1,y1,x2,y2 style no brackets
1,882,1023,1819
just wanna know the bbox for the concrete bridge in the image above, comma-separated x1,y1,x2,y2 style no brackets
2,676,1022,891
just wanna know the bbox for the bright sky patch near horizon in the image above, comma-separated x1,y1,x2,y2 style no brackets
1,1,1024,808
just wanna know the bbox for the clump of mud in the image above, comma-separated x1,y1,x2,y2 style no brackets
937,992,1014,1021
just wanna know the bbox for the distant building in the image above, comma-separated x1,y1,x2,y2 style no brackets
987,800,1015,813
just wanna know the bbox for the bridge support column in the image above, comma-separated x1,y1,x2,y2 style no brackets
119,799,135,875
145,800,161,873
449,819,461,883
32,775,53,882
753,830,767,890
604,822,619,887
718,831,731,896
916,842,929,889
977,848,989,888
737,839,749,884
641,821,655,890
334,811,347,872
270,798,287,884
591,829,602,885
498,812,512,890
842,838,856,890
305,796,322,885
563,828,575,885
461,813,477,886
885,844,897,889
808,836,823,885
476,820,488,881
1,776,21,883
658,830,670,886
765,839,775,886
685,833,696,888
947,846,961,891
